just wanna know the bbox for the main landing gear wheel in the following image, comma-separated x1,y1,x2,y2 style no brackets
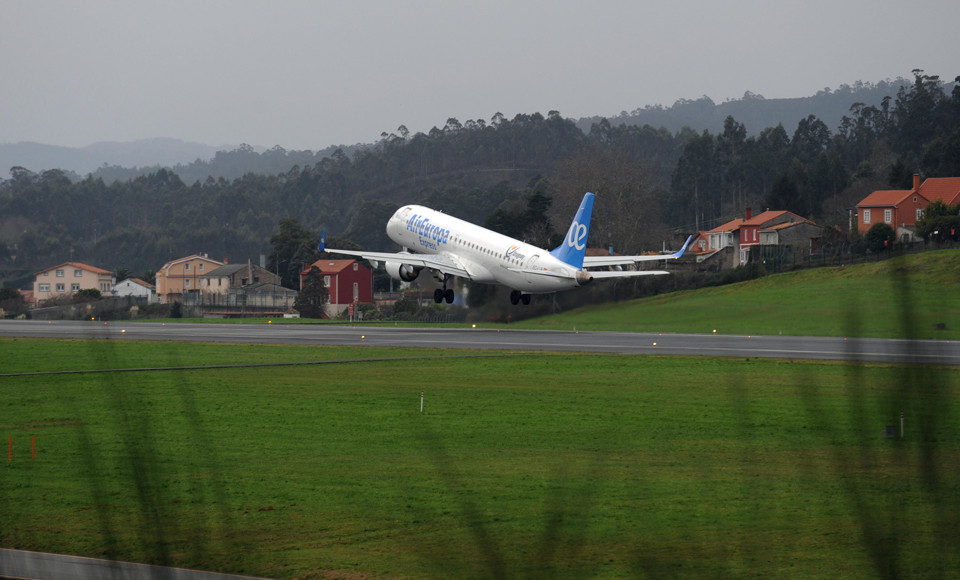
521,293,531,305
434,287,456,304
511,290,531,305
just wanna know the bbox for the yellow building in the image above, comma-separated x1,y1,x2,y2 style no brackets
33,262,115,305
155,254,224,304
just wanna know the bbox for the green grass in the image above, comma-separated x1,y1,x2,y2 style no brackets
2,339,959,578
513,250,960,339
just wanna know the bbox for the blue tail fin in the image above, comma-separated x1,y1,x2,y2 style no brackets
549,192,594,268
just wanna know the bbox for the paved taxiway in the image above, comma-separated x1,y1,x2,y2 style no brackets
1,320,958,365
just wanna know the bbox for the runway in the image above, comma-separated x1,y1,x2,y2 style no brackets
2,319,958,365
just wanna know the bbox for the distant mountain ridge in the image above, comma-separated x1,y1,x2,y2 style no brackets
4,77,951,180
575,79,919,135
0,138,236,177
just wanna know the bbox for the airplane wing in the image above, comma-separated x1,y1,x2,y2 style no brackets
582,235,693,268
588,269,670,278
323,247,472,279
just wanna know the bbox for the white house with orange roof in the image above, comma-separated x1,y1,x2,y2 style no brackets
155,254,224,304
690,208,820,268
33,262,115,304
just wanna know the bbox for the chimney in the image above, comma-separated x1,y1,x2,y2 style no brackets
913,173,920,192
745,207,752,220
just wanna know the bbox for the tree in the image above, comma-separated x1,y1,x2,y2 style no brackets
864,222,896,253
915,200,960,242
0,287,27,317
295,266,328,318
74,288,102,301
269,218,320,289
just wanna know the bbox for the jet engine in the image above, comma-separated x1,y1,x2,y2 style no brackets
385,260,422,282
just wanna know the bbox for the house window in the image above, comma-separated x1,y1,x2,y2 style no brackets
199,263,204,272
71,283,80,292
353,263,359,271
917,208,924,221
185,279,191,288
74,269,83,277
863,209,871,224
56,269,64,277
56,283,65,292
353,282,359,302
884,209,892,223
324,275,331,287
39,283,50,292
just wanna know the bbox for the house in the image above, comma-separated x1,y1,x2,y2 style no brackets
200,261,281,294
155,254,224,304
113,278,156,303
301,259,373,317
33,262,115,304
691,209,820,268
200,261,295,310
856,175,960,241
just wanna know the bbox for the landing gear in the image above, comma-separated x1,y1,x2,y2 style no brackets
433,284,455,304
510,290,531,305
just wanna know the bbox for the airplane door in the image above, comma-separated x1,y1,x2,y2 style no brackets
393,207,413,239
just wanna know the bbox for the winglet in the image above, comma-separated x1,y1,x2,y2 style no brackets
550,192,594,268
318,228,326,252
672,234,693,259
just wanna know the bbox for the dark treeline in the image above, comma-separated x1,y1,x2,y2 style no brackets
1,70,958,283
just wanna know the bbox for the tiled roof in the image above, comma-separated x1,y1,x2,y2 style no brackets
918,177,960,205
36,262,112,276
743,210,811,226
857,189,916,207
706,218,743,233
304,259,363,274
159,254,224,271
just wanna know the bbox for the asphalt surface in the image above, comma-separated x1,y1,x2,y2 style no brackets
0,548,269,580
1,319,958,365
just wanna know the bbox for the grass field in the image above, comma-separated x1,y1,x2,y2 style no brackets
2,338,958,578
513,249,960,339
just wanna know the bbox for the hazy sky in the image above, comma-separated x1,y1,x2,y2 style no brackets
2,0,958,150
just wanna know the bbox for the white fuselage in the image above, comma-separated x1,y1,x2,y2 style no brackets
386,205,584,293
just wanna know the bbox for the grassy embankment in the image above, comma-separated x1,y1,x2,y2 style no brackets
513,249,960,338
2,339,958,578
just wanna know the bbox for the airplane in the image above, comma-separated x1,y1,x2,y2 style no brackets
320,192,691,305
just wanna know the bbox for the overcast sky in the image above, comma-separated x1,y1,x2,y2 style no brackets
2,0,958,151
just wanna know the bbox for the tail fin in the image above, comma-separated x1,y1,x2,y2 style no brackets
318,228,326,252
550,192,594,268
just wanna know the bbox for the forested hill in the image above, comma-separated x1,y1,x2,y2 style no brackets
0,77,929,183
576,79,917,137
1,71,959,286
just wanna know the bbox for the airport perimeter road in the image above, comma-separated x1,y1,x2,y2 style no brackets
2,320,958,365
0,548,269,580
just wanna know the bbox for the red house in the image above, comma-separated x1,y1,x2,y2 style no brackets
856,175,960,240
301,259,373,317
